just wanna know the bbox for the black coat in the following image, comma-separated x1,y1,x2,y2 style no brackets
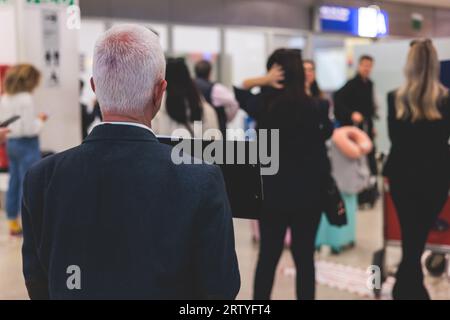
383,91,450,184
238,88,334,214
22,124,240,300
334,74,376,137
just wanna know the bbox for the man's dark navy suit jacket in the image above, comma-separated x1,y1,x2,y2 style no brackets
21,124,240,300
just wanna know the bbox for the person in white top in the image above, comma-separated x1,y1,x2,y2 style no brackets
152,58,221,140
0,64,47,236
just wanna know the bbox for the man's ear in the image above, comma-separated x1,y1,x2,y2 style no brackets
90,77,96,93
153,79,167,108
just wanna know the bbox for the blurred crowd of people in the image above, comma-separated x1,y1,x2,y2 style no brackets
0,24,449,300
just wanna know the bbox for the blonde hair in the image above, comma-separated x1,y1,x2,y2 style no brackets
4,64,41,95
396,39,448,122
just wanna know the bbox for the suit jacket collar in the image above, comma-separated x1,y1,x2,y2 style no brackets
83,123,159,143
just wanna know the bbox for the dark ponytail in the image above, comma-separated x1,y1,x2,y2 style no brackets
165,58,203,126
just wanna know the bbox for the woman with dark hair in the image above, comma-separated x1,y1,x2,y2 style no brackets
303,60,324,99
153,58,220,139
304,59,361,254
241,49,334,300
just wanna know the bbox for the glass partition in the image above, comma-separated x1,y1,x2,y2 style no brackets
172,25,221,80
225,29,267,87
269,33,306,53
79,20,106,107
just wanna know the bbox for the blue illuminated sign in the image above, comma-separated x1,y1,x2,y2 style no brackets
319,5,389,38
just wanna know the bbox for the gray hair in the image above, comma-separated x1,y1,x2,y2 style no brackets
93,24,166,115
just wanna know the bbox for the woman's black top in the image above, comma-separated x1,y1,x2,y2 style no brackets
238,87,334,214
383,91,450,184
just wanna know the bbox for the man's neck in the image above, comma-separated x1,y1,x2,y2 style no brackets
358,73,369,82
102,113,152,129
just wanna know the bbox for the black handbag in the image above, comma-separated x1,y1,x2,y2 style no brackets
322,176,348,227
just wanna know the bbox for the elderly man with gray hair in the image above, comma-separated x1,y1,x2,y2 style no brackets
21,24,240,300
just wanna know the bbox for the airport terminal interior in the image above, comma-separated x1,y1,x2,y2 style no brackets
0,0,450,300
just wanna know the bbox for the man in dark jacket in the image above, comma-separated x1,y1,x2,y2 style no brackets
22,24,240,300
334,55,379,206
334,55,377,138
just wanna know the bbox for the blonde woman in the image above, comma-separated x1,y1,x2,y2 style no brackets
0,65,47,236
383,39,450,300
